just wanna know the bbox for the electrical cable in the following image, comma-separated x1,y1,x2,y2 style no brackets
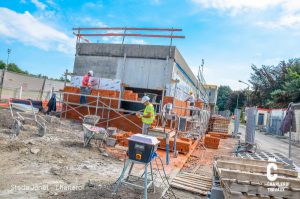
156,156,177,199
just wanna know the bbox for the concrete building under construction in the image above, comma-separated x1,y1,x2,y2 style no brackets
73,43,209,104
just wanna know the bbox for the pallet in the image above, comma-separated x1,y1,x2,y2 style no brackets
170,172,212,196
214,156,300,199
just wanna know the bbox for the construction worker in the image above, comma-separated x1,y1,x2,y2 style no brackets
82,70,93,87
185,90,195,116
80,70,93,104
46,93,56,115
136,96,155,135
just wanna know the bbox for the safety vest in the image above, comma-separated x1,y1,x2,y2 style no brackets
142,103,155,124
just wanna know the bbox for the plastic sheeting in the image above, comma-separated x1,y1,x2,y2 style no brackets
71,76,121,91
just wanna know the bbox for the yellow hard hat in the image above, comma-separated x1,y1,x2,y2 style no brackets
189,90,193,94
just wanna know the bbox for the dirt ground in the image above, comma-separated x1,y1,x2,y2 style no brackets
0,108,130,199
0,108,237,199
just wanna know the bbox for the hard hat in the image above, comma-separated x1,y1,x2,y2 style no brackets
189,90,193,94
88,70,94,76
141,96,150,103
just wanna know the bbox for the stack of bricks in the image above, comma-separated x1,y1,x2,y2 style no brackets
157,137,192,154
208,132,230,139
194,100,204,109
204,135,220,149
207,115,230,133
163,96,189,116
123,90,138,101
112,131,134,147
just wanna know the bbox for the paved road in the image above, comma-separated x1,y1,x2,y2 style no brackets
233,124,300,167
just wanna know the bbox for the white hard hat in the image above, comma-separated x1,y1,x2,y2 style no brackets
141,96,150,103
88,70,94,76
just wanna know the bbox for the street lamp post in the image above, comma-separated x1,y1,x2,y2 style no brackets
0,49,11,100
236,92,239,109
238,80,250,106
6,49,11,71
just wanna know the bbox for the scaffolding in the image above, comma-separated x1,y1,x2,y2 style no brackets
56,90,210,139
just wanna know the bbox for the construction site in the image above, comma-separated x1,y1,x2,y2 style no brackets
0,26,300,199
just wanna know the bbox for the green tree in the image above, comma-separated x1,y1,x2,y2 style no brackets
271,59,300,106
225,91,246,113
0,60,5,69
7,63,26,74
249,58,300,108
216,85,232,111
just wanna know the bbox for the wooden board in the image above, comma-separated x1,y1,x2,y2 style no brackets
216,160,298,177
215,156,286,168
171,182,208,195
170,172,212,196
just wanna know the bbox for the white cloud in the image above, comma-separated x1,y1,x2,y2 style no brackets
257,14,300,29
31,0,47,10
0,8,74,54
191,0,285,13
191,0,300,29
130,39,147,45
77,17,107,27
83,1,103,9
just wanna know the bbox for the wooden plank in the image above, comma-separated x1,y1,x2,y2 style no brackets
215,156,286,168
176,175,213,183
172,178,212,190
172,179,211,191
216,160,298,177
171,182,208,195
174,176,212,185
180,172,212,180
160,138,201,198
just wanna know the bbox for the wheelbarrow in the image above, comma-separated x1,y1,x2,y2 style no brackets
9,99,47,137
83,123,108,147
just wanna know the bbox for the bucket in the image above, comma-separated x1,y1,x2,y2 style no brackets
107,127,117,136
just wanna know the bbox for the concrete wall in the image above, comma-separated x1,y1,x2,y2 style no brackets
76,43,175,59
74,55,173,90
74,43,208,102
0,70,66,100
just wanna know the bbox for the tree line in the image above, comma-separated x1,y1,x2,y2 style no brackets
0,60,68,81
217,58,300,112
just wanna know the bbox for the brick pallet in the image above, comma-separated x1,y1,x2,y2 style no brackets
204,135,220,149
208,132,229,139
207,115,230,133
214,156,300,199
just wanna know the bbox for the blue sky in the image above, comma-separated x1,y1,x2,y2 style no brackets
1,0,300,90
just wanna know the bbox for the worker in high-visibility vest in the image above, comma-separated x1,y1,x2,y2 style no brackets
136,96,155,135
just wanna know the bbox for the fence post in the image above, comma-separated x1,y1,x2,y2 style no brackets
40,77,47,100
0,70,6,101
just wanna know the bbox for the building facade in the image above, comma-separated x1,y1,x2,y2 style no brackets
73,43,209,104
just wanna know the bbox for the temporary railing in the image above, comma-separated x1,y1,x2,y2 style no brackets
72,27,185,45
57,90,210,136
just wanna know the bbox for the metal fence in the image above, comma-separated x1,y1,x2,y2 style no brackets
292,103,300,143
